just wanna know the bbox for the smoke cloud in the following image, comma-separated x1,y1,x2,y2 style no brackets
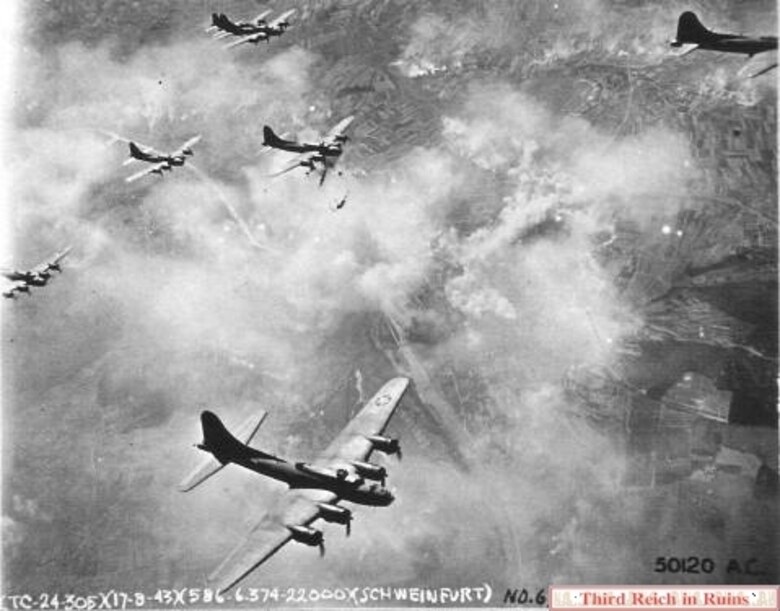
3,0,776,597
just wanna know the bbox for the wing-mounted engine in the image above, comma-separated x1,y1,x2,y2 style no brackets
321,143,343,156
350,461,387,486
287,525,324,556
295,462,363,486
366,435,402,459
317,502,353,536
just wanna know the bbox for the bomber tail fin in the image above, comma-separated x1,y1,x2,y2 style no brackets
178,410,269,492
262,126,284,148
128,141,145,160
674,11,714,45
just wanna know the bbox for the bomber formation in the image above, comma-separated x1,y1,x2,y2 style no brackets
5,10,774,300
4,3,777,597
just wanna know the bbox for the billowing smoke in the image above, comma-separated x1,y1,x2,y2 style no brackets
3,0,776,598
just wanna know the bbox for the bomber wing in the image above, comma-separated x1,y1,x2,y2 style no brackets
252,9,274,25
170,135,202,158
316,377,409,466
738,52,778,78
32,246,72,276
268,153,315,177
213,29,237,41
225,33,264,48
3,279,29,299
209,488,336,594
126,161,171,183
324,115,355,144
269,9,296,28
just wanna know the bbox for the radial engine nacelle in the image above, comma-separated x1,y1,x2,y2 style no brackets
350,460,387,483
366,435,401,457
287,525,325,555
317,502,353,535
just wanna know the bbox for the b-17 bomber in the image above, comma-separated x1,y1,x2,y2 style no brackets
264,116,354,186
179,377,409,594
671,11,778,76
123,135,202,182
207,10,273,39
2,246,72,299
218,9,296,48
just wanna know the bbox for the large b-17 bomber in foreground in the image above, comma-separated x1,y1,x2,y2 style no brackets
180,377,409,593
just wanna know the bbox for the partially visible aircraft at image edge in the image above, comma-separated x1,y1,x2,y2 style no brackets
123,135,202,183
263,116,355,187
2,246,72,299
671,11,778,76
180,376,410,594
217,9,296,48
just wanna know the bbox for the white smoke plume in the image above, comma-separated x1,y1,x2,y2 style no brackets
3,0,776,596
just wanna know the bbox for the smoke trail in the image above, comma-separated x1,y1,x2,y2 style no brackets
186,163,274,253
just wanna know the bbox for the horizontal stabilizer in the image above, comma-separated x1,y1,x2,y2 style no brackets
671,43,700,57
178,410,268,492
230,409,269,448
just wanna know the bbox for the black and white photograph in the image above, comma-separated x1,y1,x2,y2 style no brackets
1,0,777,607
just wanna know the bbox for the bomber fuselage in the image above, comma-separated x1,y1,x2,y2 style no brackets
696,36,778,56
226,451,394,507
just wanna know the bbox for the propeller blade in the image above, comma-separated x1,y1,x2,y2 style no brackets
318,541,325,557
346,519,351,537
397,445,403,461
